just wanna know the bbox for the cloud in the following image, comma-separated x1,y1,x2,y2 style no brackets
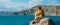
26,0,43,8
0,0,43,11
0,0,59,11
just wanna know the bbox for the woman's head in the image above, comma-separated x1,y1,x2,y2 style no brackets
36,6,41,10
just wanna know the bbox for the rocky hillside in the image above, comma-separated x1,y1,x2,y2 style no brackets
0,5,60,16
19,5,60,16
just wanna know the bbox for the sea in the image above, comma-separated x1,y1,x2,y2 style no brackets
0,15,60,25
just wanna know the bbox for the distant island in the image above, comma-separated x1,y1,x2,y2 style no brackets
0,5,60,16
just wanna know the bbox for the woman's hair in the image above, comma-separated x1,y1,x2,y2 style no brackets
37,6,41,10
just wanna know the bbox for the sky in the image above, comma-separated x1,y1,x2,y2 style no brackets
0,0,60,12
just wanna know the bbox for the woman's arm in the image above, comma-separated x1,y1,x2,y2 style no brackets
35,13,36,19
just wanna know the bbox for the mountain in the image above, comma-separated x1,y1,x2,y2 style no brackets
0,5,60,16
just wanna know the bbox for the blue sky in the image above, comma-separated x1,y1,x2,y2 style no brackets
0,0,60,12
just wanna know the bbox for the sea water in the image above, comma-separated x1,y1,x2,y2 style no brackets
0,15,60,25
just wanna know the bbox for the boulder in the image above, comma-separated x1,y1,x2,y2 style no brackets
29,18,55,25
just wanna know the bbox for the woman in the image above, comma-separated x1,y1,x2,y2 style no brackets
32,6,44,24
35,6,44,20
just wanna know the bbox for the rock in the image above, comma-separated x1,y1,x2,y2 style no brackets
29,18,55,25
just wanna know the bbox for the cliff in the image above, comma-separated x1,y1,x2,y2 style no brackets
0,5,60,16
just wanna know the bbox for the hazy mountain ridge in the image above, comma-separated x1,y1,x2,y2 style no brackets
0,5,60,16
